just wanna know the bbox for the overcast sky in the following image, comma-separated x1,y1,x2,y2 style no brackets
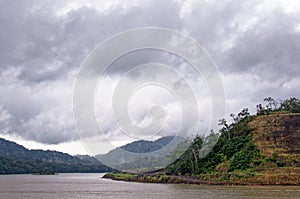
0,0,299,155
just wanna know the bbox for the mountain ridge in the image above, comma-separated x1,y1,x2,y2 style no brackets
0,137,112,174
97,136,186,172
0,136,186,174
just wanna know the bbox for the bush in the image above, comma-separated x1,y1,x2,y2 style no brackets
158,174,169,183
228,142,258,172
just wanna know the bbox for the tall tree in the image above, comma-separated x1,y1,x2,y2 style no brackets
218,118,230,140
264,97,275,110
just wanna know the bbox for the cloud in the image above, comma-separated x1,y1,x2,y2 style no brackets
181,0,300,80
0,0,299,154
0,0,183,146
0,67,76,144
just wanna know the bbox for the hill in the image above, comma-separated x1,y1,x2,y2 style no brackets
104,113,300,185
168,113,300,184
97,136,186,172
0,138,112,174
250,114,300,164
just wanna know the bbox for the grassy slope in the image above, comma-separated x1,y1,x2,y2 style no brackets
104,113,300,185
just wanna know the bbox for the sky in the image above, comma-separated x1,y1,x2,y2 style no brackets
0,0,299,155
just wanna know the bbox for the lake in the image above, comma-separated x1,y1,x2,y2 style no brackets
0,173,299,199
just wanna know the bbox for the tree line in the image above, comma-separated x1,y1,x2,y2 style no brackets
257,97,300,115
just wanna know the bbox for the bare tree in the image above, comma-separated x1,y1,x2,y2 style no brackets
264,97,275,110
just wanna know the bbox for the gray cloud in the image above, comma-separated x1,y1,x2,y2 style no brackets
0,0,299,148
179,0,300,78
223,8,300,79
0,0,182,144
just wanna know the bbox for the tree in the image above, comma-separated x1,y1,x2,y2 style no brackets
170,135,203,175
264,97,275,110
190,135,203,173
273,100,279,109
218,118,231,140
205,130,219,145
237,108,250,119
230,113,239,123
200,130,220,158
280,97,300,113
256,104,263,115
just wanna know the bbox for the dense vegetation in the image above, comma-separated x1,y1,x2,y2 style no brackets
168,108,256,175
167,97,300,177
104,97,300,185
0,138,112,174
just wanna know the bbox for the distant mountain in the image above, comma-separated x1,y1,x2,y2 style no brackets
120,136,183,153
97,136,187,172
0,138,112,174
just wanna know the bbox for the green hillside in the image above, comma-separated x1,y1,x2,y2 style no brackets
0,138,112,174
165,113,300,184
104,97,300,185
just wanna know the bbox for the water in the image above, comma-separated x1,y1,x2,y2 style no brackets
0,173,299,199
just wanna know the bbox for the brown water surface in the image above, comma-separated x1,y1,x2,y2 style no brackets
0,173,299,199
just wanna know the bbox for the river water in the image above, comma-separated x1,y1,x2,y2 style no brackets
0,173,299,199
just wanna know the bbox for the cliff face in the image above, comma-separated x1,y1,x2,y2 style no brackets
250,114,300,167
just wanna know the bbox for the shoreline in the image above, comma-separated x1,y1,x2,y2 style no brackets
103,169,300,186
